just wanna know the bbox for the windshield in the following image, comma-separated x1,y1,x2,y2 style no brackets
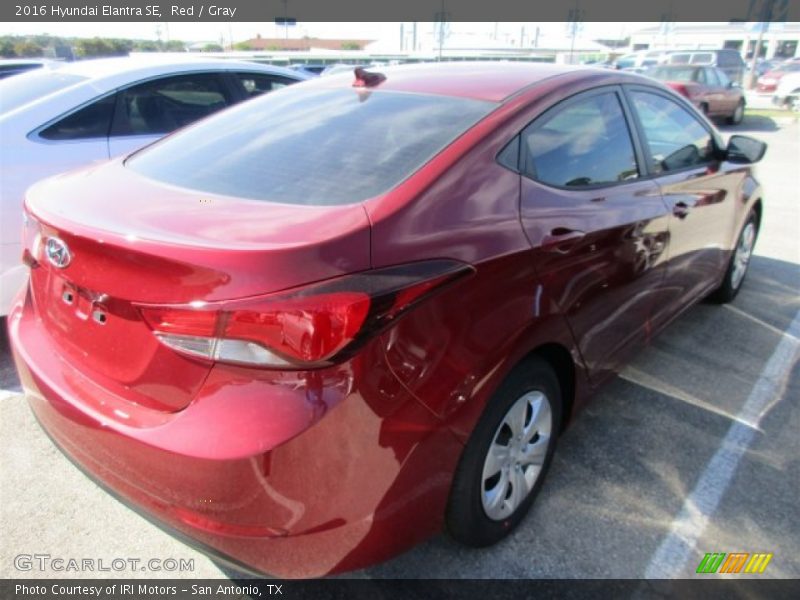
128,87,495,205
0,69,86,114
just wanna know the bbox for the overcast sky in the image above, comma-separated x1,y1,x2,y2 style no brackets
4,21,659,45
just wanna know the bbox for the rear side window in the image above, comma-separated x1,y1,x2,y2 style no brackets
127,88,494,205
521,91,639,187
629,91,714,173
39,94,115,141
234,72,297,98
112,73,232,137
650,67,697,82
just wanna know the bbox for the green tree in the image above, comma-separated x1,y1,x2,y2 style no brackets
234,42,254,51
341,41,361,50
202,43,223,52
0,38,16,57
13,40,44,57
164,40,186,52
134,40,159,52
75,37,131,58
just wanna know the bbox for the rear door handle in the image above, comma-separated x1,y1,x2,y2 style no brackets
542,228,586,253
673,201,693,219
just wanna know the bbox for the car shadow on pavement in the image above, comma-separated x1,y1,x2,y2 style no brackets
719,114,781,133
0,255,797,580
0,317,21,394
353,253,800,579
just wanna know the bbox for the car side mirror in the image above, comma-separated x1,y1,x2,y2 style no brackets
725,135,767,164
728,81,739,88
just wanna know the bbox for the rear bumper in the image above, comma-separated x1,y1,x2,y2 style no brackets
8,290,463,577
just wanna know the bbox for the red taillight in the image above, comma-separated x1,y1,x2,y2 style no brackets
223,292,371,363
140,306,218,337
671,83,692,99
137,261,472,369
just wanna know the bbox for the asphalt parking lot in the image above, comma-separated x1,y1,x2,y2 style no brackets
0,111,798,580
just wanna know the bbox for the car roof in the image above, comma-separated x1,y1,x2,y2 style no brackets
303,61,600,103
0,58,54,66
43,54,305,83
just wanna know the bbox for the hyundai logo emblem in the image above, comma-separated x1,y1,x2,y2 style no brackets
45,237,72,269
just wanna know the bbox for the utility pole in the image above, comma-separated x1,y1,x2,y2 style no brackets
568,0,583,65
435,0,449,61
747,0,776,88
282,0,289,41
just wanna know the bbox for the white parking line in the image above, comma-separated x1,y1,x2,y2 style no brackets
644,308,800,578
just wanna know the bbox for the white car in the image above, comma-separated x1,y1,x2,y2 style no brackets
0,56,309,315
772,71,800,112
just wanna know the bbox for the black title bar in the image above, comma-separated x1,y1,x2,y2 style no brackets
4,0,800,22
4,578,800,600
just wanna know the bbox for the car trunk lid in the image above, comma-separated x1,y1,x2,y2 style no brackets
23,161,371,412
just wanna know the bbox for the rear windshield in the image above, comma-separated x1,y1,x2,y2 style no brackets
650,66,697,82
127,87,494,205
0,70,86,114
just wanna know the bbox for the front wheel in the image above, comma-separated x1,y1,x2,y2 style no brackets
727,99,745,125
709,211,758,303
446,357,562,547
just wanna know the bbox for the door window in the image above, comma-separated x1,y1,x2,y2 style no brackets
629,91,715,173
39,94,115,140
234,72,296,98
111,73,231,137
521,91,639,187
704,68,721,86
694,68,708,84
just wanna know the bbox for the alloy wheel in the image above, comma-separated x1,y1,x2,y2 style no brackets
481,390,552,521
733,102,744,123
731,221,756,290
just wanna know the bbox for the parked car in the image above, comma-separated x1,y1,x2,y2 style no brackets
8,63,766,578
0,58,55,79
614,50,670,72
647,64,745,124
0,56,309,315
772,71,800,111
756,60,800,93
665,49,746,84
745,58,777,81
321,63,365,76
288,63,327,76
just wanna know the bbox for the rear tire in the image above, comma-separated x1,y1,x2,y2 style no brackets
727,99,745,125
446,357,562,547
709,210,758,303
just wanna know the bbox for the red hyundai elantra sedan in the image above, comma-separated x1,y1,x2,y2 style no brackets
9,63,766,577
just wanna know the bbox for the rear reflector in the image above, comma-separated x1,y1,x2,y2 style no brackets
138,260,472,369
